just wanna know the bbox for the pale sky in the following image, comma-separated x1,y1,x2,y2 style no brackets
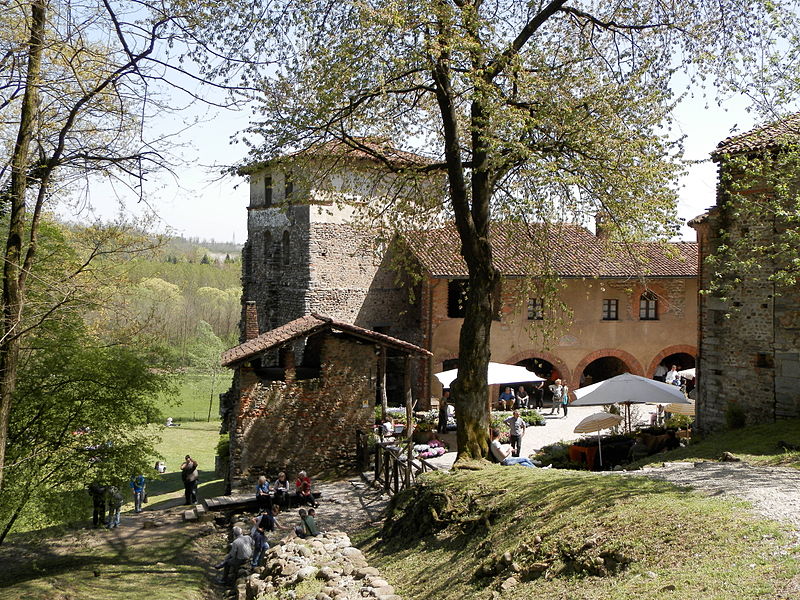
60,88,759,245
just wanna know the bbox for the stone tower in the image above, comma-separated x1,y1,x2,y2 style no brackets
239,147,430,344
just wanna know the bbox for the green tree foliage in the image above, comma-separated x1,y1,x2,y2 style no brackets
0,218,175,541
235,0,775,459
187,320,227,421
0,316,173,542
0,0,259,488
705,146,800,298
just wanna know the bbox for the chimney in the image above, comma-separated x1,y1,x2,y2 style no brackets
595,210,612,239
244,301,259,340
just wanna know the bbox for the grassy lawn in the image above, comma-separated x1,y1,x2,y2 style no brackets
359,466,799,600
163,371,231,423
0,420,227,600
629,418,800,470
143,420,227,510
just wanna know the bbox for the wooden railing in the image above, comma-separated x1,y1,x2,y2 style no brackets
373,440,439,495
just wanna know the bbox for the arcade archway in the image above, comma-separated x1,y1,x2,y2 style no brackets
581,356,630,387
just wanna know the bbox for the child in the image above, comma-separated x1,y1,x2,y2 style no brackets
294,508,320,538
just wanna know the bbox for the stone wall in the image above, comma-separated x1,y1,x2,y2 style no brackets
694,167,800,433
230,336,376,484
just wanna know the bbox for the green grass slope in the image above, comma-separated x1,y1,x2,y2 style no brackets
361,467,799,600
630,418,800,470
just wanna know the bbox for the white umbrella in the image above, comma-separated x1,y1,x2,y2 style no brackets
573,412,624,467
572,373,688,432
434,362,545,388
665,401,695,416
677,367,696,380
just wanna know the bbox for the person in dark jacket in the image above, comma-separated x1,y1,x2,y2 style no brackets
87,481,106,528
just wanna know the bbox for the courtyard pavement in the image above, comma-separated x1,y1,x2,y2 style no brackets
425,404,616,469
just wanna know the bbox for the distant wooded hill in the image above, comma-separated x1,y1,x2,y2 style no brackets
121,235,243,364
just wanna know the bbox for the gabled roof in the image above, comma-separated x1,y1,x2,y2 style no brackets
403,223,697,279
238,138,433,176
221,313,430,368
712,112,800,158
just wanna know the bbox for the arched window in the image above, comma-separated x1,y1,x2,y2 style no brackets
282,230,290,265
639,291,658,320
263,231,272,263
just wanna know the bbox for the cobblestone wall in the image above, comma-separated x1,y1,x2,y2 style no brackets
694,167,800,433
230,336,376,484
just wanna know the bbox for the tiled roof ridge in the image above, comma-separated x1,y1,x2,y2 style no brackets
402,222,698,278
221,313,430,368
712,112,800,158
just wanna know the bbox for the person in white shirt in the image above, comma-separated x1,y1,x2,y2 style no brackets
665,365,679,385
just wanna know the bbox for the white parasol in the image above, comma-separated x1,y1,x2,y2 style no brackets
572,373,688,432
434,362,545,388
573,412,624,467
665,401,696,416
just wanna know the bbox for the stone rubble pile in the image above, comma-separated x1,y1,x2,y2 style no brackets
244,531,402,600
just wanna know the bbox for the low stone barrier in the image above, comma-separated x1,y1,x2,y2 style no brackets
245,531,401,600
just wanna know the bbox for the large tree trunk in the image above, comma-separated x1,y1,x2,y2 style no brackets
0,0,46,491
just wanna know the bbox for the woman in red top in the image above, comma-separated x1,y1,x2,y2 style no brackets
294,471,316,507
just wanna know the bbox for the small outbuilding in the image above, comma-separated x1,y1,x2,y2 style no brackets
220,304,431,487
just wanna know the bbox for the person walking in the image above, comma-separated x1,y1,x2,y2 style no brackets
561,385,570,418
129,474,146,513
181,455,199,505
438,389,451,434
106,485,123,528
504,410,526,457
533,381,544,409
548,379,563,415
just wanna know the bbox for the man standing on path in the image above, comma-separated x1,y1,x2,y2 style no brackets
181,454,199,505
87,481,106,528
549,379,564,415
504,410,526,457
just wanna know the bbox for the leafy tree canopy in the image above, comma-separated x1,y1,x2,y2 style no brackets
232,0,790,458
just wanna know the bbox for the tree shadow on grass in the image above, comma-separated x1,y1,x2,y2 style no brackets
0,518,218,591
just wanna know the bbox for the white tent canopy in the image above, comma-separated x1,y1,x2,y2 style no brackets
678,367,696,380
572,373,689,406
434,362,545,389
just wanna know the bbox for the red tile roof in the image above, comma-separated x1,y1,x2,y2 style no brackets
404,223,697,278
238,138,433,175
712,112,800,158
221,313,430,368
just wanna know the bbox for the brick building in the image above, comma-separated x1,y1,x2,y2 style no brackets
221,307,429,485
403,223,698,401
690,115,800,433
237,147,699,410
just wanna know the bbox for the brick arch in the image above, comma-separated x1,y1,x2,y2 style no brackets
572,348,645,390
503,350,571,385
646,345,697,378
628,281,670,320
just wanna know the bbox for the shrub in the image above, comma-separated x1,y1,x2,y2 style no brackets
725,400,747,430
